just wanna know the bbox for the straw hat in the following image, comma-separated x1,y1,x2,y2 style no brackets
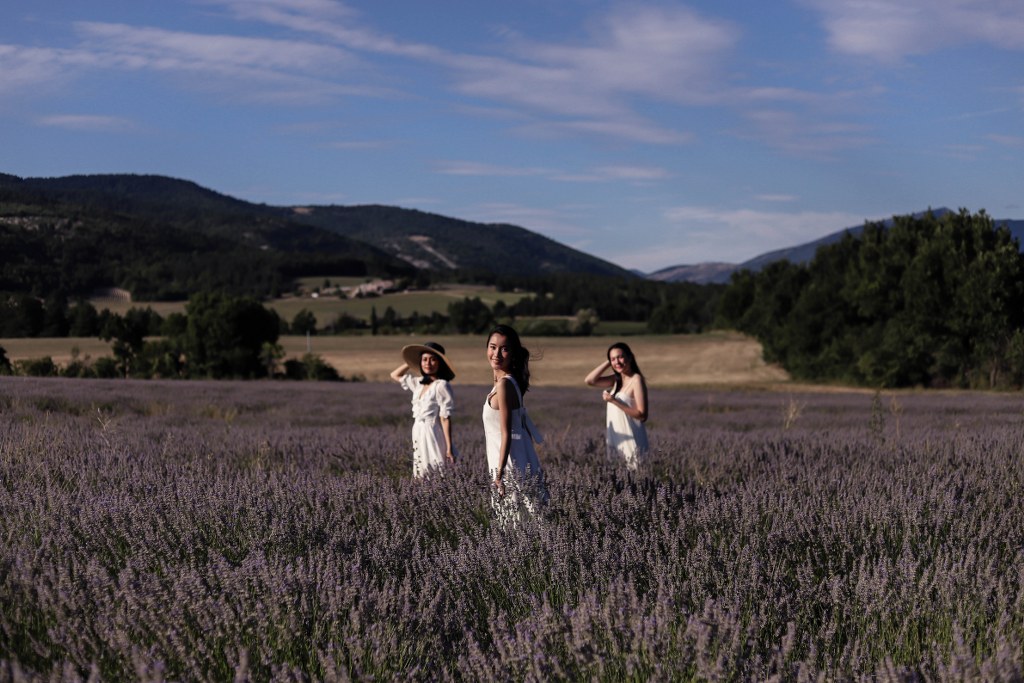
401,341,456,379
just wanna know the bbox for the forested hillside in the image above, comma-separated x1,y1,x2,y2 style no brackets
294,204,633,278
0,174,416,300
0,173,631,302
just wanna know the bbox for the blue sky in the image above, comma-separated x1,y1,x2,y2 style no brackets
2,1,1022,272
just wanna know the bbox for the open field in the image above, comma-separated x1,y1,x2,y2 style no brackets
285,330,790,386
0,337,114,365
88,284,533,323
292,275,373,289
2,376,1022,680
2,332,790,387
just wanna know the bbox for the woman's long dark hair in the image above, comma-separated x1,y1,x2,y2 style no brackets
487,324,531,394
607,341,641,394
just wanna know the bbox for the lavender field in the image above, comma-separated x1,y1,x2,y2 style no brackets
2,376,1023,681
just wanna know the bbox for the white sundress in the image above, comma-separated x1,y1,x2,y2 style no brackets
482,376,547,527
400,374,456,478
606,377,648,471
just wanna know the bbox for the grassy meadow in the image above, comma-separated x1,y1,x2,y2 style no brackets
2,376,1023,680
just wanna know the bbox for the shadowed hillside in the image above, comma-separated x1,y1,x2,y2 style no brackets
0,173,632,299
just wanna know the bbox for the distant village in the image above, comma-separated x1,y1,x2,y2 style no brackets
304,278,397,300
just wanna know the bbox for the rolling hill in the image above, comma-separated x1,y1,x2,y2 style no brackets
650,208,1024,284
287,204,633,278
0,173,633,300
282,202,630,278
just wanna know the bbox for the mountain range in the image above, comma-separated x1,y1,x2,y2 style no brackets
3,172,1020,297
649,209,1024,284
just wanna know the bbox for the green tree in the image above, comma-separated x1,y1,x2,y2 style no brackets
722,209,1024,388
68,300,100,337
15,356,58,377
161,312,188,337
99,308,155,378
136,338,185,379
182,292,280,378
0,294,44,337
41,292,70,337
291,309,318,336
282,353,340,381
569,308,599,336
448,297,493,334
259,341,285,377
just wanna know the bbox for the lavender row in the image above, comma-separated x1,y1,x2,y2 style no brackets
1,376,1022,680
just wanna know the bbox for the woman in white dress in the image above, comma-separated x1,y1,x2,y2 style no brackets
390,341,457,478
483,325,546,526
584,342,649,471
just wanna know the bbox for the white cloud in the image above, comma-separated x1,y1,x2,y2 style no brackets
2,18,385,104
527,119,693,145
738,109,876,156
445,7,736,142
502,6,737,105
36,114,135,131
326,139,398,150
591,165,671,181
76,21,352,72
208,1,730,144
0,45,78,94
435,160,670,184
434,161,553,177
756,194,798,203
800,0,1024,62
121,2,847,150
988,134,1024,148
203,0,444,60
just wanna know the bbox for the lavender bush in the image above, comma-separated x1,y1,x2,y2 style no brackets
1,376,1023,681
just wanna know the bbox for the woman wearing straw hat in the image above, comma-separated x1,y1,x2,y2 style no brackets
390,341,458,478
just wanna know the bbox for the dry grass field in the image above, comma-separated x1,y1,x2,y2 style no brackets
1,331,789,387
0,338,114,365
286,331,791,387
68,289,787,387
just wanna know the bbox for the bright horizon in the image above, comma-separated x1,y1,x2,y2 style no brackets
2,1,1022,272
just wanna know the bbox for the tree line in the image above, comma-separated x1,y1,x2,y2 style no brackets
0,293,341,381
0,274,725,340
718,209,1024,388
0,277,726,380
6,208,1022,388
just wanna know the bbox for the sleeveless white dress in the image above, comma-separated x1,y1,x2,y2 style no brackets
400,375,456,478
606,377,648,471
483,376,546,526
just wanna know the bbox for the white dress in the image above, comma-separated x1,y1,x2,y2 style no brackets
400,374,455,478
606,377,648,471
483,376,546,526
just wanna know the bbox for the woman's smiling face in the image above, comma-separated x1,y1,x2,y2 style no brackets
487,333,511,374
609,347,631,374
